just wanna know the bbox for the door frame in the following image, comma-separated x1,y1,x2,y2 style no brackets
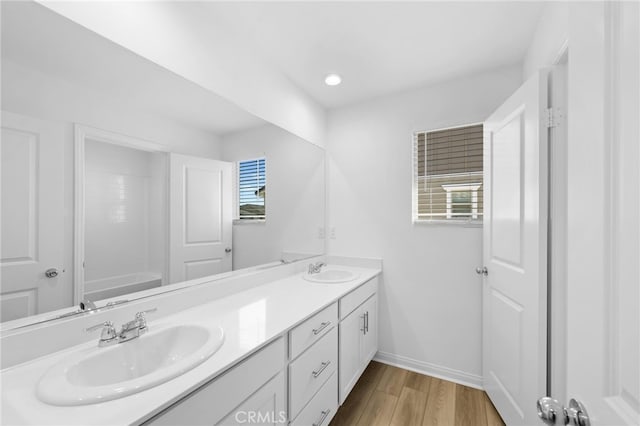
549,3,639,423
562,2,639,423
73,124,169,305
548,45,569,403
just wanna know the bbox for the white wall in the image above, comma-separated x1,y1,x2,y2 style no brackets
2,60,222,158
38,1,327,148
221,124,325,270
326,65,522,385
522,2,569,80
1,59,221,311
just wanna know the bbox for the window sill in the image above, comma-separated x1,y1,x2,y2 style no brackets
233,219,266,225
412,219,483,228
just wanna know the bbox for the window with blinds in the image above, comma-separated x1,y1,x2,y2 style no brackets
238,158,266,220
413,123,483,223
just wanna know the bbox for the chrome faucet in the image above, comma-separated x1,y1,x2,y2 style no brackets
86,308,157,347
308,262,326,274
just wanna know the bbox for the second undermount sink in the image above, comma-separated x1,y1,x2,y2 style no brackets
303,269,359,284
36,323,224,406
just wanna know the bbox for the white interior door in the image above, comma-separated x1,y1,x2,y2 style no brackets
0,111,65,321
482,70,548,426
169,153,232,283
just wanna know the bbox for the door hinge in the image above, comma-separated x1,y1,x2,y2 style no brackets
545,107,563,128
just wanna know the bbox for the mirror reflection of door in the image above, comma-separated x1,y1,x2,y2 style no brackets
169,153,233,283
0,111,67,321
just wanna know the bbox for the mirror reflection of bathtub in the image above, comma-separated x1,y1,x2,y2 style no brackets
82,138,168,303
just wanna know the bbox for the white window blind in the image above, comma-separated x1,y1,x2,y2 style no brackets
413,124,483,223
238,158,266,220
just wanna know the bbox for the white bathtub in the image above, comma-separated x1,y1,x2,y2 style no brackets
84,272,162,301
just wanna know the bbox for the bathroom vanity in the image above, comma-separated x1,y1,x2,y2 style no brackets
0,261,381,425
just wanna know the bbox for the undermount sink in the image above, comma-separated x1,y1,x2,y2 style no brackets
303,269,359,284
36,323,224,406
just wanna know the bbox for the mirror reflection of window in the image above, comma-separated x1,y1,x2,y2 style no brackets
238,158,266,220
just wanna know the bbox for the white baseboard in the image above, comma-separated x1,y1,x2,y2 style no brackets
373,350,483,390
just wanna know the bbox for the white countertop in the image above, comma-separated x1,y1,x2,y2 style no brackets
0,266,380,426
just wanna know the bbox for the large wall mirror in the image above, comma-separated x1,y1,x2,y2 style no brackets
0,2,325,327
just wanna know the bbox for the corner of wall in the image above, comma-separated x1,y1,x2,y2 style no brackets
522,2,570,80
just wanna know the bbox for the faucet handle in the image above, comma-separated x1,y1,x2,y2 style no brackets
86,320,114,333
135,308,158,333
85,321,117,346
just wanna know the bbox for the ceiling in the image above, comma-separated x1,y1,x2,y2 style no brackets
1,2,264,135
206,2,545,108
2,2,545,131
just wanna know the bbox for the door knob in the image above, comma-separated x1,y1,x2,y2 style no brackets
537,397,564,425
537,397,590,426
225,247,232,253
45,268,60,278
475,266,488,276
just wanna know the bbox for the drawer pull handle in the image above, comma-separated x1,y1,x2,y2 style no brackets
312,361,331,378
313,409,331,426
365,311,369,333
312,321,331,335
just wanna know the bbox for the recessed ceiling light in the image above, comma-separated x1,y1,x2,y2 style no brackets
324,73,342,86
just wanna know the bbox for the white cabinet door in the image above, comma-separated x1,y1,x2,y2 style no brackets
338,304,364,404
217,372,286,426
483,70,548,426
169,154,233,284
0,111,66,321
338,294,378,404
361,295,378,364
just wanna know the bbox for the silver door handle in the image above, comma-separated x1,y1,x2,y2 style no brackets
312,321,331,335
312,361,331,378
312,409,331,426
45,268,60,278
225,247,232,253
475,266,488,276
537,397,590,426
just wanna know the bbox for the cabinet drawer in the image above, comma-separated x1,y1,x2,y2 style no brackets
339,276,377,319
289,302,337,359
289,327,338,419
290,371,337,426
146,337,285,426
